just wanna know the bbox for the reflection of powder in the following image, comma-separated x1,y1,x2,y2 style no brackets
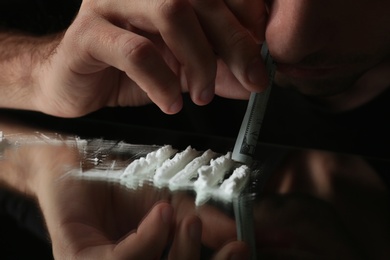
219,165,250,199
194,153,236,205
194,164,250,205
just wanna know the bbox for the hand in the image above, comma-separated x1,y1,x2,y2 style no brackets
12,141,248,259
0,128,250,259
35,0,268,117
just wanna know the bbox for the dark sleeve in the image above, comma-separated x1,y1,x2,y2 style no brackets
0,0,81,35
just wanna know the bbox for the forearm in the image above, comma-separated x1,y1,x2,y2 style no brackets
0,31,63,111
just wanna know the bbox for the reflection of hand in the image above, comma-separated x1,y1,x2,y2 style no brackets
24,144,248,259
36,0,267,117
48,201,176,259
171,192,238,250
44,198,246,260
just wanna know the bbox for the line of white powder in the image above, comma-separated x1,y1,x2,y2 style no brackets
76,144,250,206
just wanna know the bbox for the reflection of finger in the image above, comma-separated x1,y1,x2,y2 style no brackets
115,202,173,259
212,241,249,260
168,215,202,260
190,0,267,92
224,0,267,43
197,205,237,249
66,16,183,114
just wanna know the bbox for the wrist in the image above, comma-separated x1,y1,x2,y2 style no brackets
0,31,63,112
31,34,64,113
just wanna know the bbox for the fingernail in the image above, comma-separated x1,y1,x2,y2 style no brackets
168,98,182,114
246,58,267,86
162,206,173,225
189,219,202,242
200,86,214,104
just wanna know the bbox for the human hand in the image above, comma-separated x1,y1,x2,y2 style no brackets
35,0,268,117
17,142,248,259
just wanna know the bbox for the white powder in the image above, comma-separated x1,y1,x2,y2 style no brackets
75,138,88,150
76,143,250,206
193,153,237,205
194,164,250,205
194,152,235,189
153,146,200,187
218,165,250,200
120,145,177,188
169,149,217,190
78,169,124,182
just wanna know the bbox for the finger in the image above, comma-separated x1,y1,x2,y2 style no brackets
197,203,237,249
212,241,250,260
215,59,251,100
95,0,217,106
149,1,217,106
66,14,183,114
113,202,174,259
224,0,268,43
190,0,268,93
168,215,202,260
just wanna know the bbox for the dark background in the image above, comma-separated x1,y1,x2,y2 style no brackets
1,1,389,258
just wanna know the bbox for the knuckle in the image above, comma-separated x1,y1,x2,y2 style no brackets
63,13,98,60
227,29,252,49
121,36,155,64
65,14,91,46
157,0,189,19
66,12,99,48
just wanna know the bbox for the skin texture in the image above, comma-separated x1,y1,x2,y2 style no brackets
1,0,390,258
266,0,390,111
0,1,266,258
0,0,267,117
0,125,249,260
2,121,389,259
1,1,389,115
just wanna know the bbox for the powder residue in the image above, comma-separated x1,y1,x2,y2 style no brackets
120,145,177,188
169,149,217,191
193,152,237,205
194,152,235,189
153,146,200,187
218,165,250,200
77,143,251,206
